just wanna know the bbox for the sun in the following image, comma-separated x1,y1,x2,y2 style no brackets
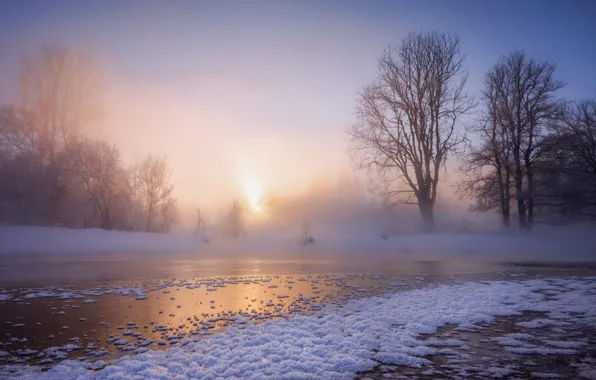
242,178,262,214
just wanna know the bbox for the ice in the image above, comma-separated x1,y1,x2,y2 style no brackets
2,277,595,379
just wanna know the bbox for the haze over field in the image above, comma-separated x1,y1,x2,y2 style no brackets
0,0,595,240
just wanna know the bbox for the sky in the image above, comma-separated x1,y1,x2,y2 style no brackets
1,0,595,213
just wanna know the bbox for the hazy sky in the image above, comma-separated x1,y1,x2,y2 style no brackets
1,0,595,210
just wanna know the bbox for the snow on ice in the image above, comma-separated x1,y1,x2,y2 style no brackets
1,277,595,379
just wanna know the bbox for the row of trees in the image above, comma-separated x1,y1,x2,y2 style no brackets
460,53,595,230
349,31,595,231
0,45,178,232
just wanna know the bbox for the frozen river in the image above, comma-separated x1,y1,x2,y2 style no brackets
1,255,595,379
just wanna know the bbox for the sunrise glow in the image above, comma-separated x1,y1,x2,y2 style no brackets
242,178,263,214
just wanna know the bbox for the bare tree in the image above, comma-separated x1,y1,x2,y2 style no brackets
0,45,104,226
194,208,206,235
132,155,177,232
300,219,314,245
349,31,473,228
459,65,514,227
560,100,596,179
534,100,596,220
69,138,123,230
460,52,564,230
13,45,103,162
491,52,564,230
226,200,245,238
157,196,178,233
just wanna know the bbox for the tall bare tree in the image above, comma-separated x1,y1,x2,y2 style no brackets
460,52,564,230
349,31,473,228
459,65,514,227
492,52,564,230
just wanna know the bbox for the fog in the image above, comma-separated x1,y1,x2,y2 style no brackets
3,48,471,231
1,1,594,238
97,81,350,214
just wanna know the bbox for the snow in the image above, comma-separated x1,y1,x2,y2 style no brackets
1,225,595,262
2,277,595,379
543,340,587,349
0,226,201,256
480,365,518,378
516,319,572,329
505,346,577,355
581,370,596,380
0,293,11,301
502,333,534,340
530,372,563,379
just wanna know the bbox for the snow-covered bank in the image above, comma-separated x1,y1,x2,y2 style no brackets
1,225,595,262
0,226,202,256
2,277,595,379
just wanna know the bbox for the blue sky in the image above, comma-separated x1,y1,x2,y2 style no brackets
1,0,595,205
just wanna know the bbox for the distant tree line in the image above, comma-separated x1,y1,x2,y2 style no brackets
349,31,595,231
0,45,178,232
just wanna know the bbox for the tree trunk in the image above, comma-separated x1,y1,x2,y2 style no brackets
145,206,153,232
513,149,526,230
516,196,526,229
526,167,534,232
502,208,510,228
503,167,511,228
418,199,435,230
101,214,113,230
496,166,510,228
